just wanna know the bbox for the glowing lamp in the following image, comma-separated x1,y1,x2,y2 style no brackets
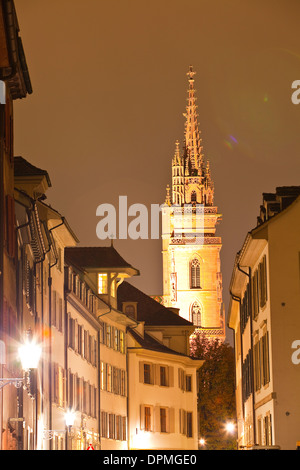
18,337,41,370
65,410,76,428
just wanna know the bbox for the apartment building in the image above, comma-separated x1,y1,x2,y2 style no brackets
64,246,139,450
228,187,300,450
0,0,32,449
118,281,203,450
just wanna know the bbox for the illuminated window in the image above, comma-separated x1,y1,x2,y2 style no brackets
119,331,125,354
144,406,151,431
107,364,112,392
98,274,108,294
100,362,106,390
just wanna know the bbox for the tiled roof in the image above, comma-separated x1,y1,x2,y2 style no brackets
65,246,138,271
117,281,193,327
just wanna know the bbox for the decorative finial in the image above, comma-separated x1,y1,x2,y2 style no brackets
187,65,196,81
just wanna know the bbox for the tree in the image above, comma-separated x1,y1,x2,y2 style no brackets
190,332,236,450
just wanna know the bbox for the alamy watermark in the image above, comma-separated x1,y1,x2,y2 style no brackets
291,80,300,104
96,196,204,243
291,340,300,364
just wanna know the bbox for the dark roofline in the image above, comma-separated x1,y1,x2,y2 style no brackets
14,156,52,187
128,328,190,358
64,246,139,273
117,281,194,327
0,0,32,97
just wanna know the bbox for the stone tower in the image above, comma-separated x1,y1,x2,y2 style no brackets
162,66,225,341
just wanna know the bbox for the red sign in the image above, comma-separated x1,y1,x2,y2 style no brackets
87,444,94,450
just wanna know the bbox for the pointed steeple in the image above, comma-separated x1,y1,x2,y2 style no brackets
183,65,204,174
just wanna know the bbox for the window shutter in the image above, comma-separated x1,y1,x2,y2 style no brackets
140,405,145,430
6,195,15,258
154,364,160,385
168,366,174,387
52,290,56,326
153,406,160,432
139,361,144,383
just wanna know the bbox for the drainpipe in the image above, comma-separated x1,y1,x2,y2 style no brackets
47,217,65,450
237,263,256,445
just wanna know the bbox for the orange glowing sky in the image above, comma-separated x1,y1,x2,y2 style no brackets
13,0,300,341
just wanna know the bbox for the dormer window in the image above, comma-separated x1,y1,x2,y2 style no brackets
98,274,108,294
122,302,137,319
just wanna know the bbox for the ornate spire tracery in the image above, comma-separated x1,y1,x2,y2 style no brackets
183,65,204,173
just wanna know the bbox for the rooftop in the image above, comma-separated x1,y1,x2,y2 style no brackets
14,156,52,187
65,246,139,274
117,281,193,327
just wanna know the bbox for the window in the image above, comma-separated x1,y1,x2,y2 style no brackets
191,191,197,203
144,406,152,432
190,301,201,326
100,362,106,391
107,364,112,392
187,412,193,438
261,331,270,386
144,364,151,384
98,274,108,294
160,408,167,433
160,366,167,387
190,258,200,289
114,328,119,350
185,375,192,392
264,413,272,446
123,302,137,318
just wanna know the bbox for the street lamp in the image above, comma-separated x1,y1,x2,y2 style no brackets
65,409,76,450
199,438,206,447
225,421,236,434
0,329,41,391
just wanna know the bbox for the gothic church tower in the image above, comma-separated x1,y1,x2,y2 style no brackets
162,66,225,341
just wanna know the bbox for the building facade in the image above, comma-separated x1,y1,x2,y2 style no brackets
0,0,32,450
64,246,139,451
117,281,203,450
228,187,300,450
162,66,224,341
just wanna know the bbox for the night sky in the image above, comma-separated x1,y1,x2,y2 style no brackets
14,0,300,342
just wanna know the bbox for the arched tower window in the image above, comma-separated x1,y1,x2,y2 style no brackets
190,301,201,326
190,258,201,289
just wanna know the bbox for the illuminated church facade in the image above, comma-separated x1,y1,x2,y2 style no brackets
161,66,225,341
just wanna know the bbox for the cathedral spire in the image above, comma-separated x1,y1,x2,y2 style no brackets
183,65,204,173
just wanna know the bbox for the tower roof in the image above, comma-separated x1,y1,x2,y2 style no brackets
183,65,204,172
